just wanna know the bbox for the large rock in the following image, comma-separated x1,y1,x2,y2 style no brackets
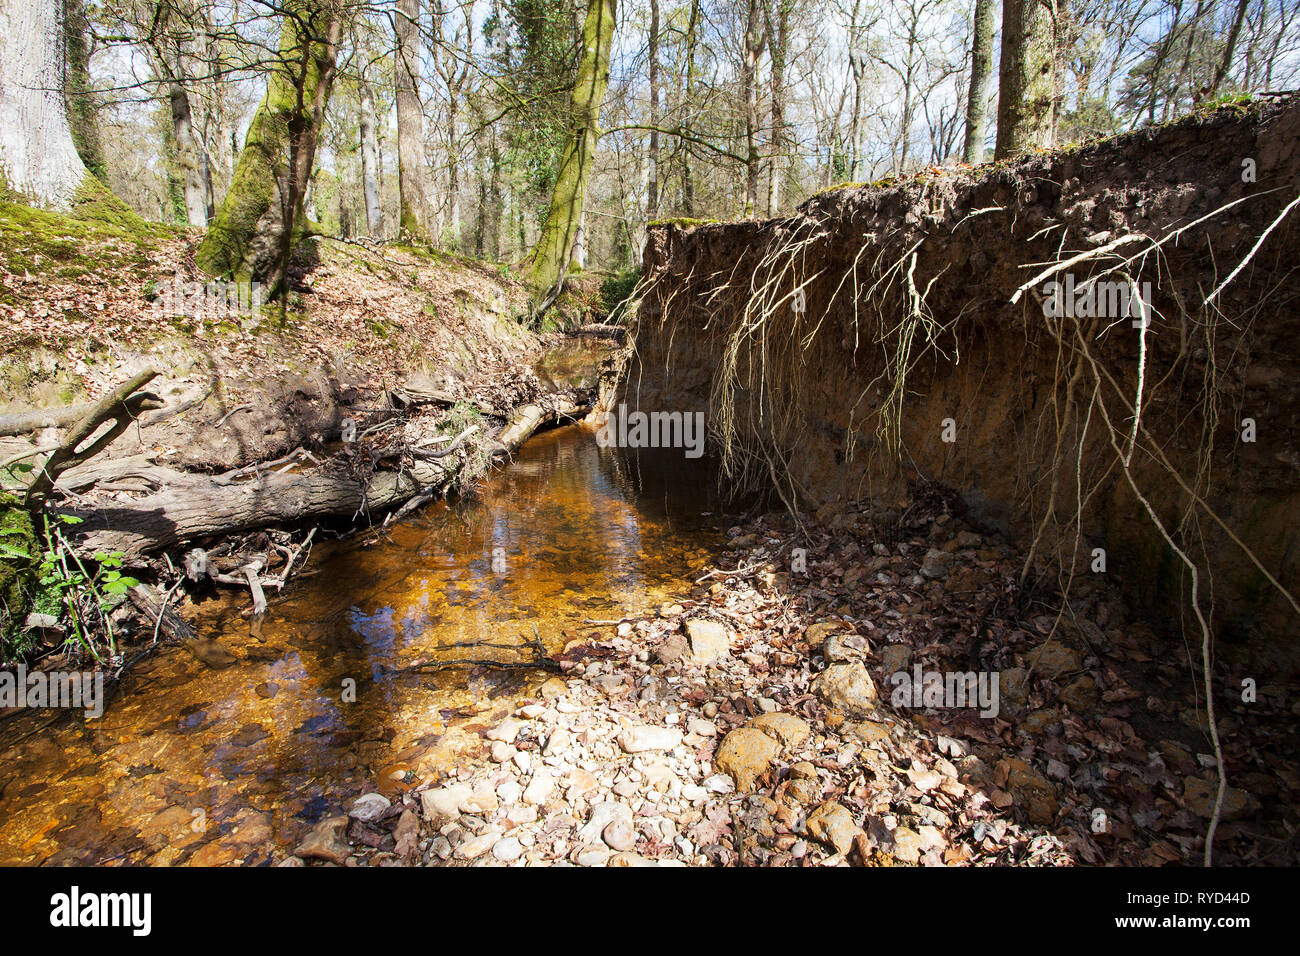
805,802,861,855
812,662,878,717
421,783,473,822
804,622,842,646
1026,640,1082,679
746,712,811,749
1183,777,1259,821
348,792,391,823
1002,758,1059,825
577,801,634,846
294,816,351,865
920,549,953,580
824,631,869,663
714,727,779,792
685,619,731,663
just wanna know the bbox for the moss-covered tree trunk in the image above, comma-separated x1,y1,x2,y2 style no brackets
64,0,106,181
525,0,616,310
195,0,342,292
994,0,1056,159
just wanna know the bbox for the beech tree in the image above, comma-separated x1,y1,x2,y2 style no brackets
394,0,432,238
525,0,616,308
0,0,92,208
963,0,995,162
196,0,344,292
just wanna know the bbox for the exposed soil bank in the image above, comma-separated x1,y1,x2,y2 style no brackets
626,95,1300,674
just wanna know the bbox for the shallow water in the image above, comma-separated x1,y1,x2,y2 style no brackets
0,424,721,865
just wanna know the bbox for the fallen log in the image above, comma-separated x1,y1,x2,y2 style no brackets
570,323,626,341
26,370,161,507
0,388,165,437
62,397,591,561
496,397,590,453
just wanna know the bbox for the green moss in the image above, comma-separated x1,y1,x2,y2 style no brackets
646,217,718,230
0,495,38,661
0,174,173,281
812,182,869,198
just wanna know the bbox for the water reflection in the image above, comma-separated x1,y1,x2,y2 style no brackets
0,424,721,865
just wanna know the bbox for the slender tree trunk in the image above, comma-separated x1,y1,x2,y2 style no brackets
681,0,701,215
741,0,765,219
765,0,790,216
0,0,90,208
647,0,661,220
995,0,1057,159
170,81,210,226
963,0,995,163
447,99,460,249
395,0,431,239
486,128,502,259
360,79,383,235
1202,0,1251,101
525,0,616,307
196,1,342,293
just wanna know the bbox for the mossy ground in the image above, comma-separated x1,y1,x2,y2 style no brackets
0,495,39,661
0,175,175,286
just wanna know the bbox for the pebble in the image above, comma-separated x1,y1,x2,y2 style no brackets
348,792,391,823
617,725,682,753
486,719,522,743
492,836,523,862
523,770,555,805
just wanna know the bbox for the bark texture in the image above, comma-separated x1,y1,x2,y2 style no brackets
0,0,91,208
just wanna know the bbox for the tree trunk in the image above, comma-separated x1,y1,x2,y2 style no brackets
64,397,591,560
195,1,342,292
525,0,617,308
360,79,384,236
63,0,105,181
170,81,210,226
680,0,700,215
395,0,431,239
1202,0,1251,102
447,100,460,249
765,0,790,216
0,0,90,209
995,0,1057,159
647,0,661,220
741,0,765,219
486,129,502,259
963,0,995,163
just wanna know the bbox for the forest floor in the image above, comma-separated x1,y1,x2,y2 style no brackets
301,491,1299,868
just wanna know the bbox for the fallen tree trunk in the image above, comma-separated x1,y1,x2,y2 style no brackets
63,397,590,560
571,324,626,341
0,390,165,437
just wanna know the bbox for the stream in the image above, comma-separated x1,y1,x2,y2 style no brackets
0,357,724,865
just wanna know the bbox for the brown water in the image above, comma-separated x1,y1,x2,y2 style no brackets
0,424,722,865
